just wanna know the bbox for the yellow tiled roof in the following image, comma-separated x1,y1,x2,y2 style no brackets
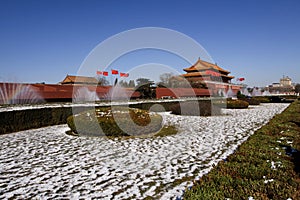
61,75,98,84
183,58,230,74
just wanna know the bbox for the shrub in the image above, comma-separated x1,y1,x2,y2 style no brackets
239,97,260,105
67,107,163,137
280,95,298,99
237,91,246,99
253,96,271,103
226,99,249,109
269,96,283,103
170,101,221,116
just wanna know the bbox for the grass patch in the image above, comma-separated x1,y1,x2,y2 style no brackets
67,107,163,137
154,125,177,137
226,99,249,109
109,124,178,140
184,101,300,199
67,106,179,138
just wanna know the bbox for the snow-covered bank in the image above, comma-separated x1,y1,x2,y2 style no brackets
0,103,289,199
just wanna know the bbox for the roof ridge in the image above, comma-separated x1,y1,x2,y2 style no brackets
66,74,96,78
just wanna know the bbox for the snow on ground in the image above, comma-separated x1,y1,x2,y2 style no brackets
0,103,289,199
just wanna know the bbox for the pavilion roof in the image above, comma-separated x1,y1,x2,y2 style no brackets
182,71,234,79
183,58,230,74
60,75,98,85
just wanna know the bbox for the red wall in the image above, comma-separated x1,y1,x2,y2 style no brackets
0,83,140,102
1,82,243,102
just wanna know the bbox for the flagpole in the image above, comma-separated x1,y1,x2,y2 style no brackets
109,65,112,86
110,74,113,87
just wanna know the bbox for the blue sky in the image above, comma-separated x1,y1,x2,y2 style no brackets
0,0,299,87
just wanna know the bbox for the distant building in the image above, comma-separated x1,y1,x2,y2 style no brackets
271,83,281,87
266,75,294,94
60,75,98,85
280,76,292,86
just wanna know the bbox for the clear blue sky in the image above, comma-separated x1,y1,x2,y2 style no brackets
0,0,299,87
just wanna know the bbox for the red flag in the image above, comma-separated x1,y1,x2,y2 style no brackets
96,70,102,75
111,69,118,75
103,71,108,76
120,72,129,77
237,78,245,81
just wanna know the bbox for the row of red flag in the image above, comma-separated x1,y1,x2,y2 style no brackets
96,70,129,77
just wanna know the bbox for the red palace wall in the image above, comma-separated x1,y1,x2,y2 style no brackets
0,83,139,102
0,82,242,103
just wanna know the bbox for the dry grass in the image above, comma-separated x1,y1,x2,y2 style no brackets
184,101,300,199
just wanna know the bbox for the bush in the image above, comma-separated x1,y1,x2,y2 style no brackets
170,101,221,116
226,99,249,109
237,91,246,99
67,107,163,137
280,95,298,99
0,107,73,134
239,97,260,105
253,96,271,103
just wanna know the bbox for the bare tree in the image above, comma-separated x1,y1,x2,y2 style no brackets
158,73,174,87
119,80,129,87
128,80,135,88
97,77,109,86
